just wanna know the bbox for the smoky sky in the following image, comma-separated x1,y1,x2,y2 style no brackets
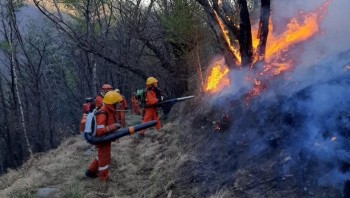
272,0,350,67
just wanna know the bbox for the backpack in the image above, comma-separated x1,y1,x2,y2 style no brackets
79,97,95,133
84,109,97,136
135,88,164,108
80,109,108,136
135,89,147,107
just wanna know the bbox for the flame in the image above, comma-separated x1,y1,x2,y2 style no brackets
249,79,263,97
205,59,230,93
204,0,332,94
213,11,241,64
244,78,265,103
254,0,331,73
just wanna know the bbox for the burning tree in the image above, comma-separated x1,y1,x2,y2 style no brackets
196,0,270,68
174,1,350,196
199,0,332,94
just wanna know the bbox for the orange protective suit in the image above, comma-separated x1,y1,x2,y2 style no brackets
87,104,117,181
131,95,140,115
140,87,161,134
116,95,128,128
94,95,104,109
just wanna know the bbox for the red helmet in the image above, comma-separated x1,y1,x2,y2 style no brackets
100,84,113,96
101,84,113,91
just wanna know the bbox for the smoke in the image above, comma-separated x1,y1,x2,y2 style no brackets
213,68,252,101
264,0,350,191
209,0,350,193
273,0,350,67
187,0,350,196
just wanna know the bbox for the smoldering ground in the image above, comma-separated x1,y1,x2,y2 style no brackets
179,0,350,197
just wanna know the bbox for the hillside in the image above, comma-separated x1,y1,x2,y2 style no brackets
0,112,187,198
1,71,349,198
1,0,350,197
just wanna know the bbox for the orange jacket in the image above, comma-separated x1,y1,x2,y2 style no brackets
117,95,128,110
145,89,158,107
95,104,117,137
141,88,161,131
131,95,140,115
87,103,116,181
94,95,103,109
131,95,137,104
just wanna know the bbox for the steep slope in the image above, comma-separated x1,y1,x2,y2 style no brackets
169,51,350,197
1,53,349,198
0,113,188,198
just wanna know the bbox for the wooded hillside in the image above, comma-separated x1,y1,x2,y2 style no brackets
1,0,350,197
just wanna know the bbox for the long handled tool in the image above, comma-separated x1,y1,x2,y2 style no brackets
84,120,157,145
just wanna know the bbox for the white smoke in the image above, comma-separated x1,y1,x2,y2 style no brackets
266,0,350,190
210,0,350,192
272,0,350,68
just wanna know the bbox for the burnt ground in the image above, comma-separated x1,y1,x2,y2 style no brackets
170,77,350,197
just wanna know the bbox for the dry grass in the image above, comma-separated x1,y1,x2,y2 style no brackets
209,189,231,198
0,113,187,198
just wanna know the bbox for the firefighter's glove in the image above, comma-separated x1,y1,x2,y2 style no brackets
106,123,122,132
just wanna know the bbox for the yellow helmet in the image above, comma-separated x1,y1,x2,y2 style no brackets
146,77,158,85
103,91,122,105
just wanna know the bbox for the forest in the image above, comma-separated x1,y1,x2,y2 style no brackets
1,0,350,197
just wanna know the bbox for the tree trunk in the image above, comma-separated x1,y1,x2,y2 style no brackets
0,71,15,169
256,0,271,60
8,0,32,156
52,0,63,21
42,91,55,147
195,33,204,91
9,39,32,156
34,79,44,152
196,0,240,68
92,57,97,96
0,74,9,133
238,0,254,67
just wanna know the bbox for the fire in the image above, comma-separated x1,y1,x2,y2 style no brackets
264,13,319,61
256,0,331,72
263,61,293,76
213,11,241,64
244,78,266,103
205,0,332,94
205,59,230,93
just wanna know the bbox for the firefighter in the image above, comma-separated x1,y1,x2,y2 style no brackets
85,91,122,181
95,84,113,109
139,77,162,137
131,92,141,115
115,89,128,128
